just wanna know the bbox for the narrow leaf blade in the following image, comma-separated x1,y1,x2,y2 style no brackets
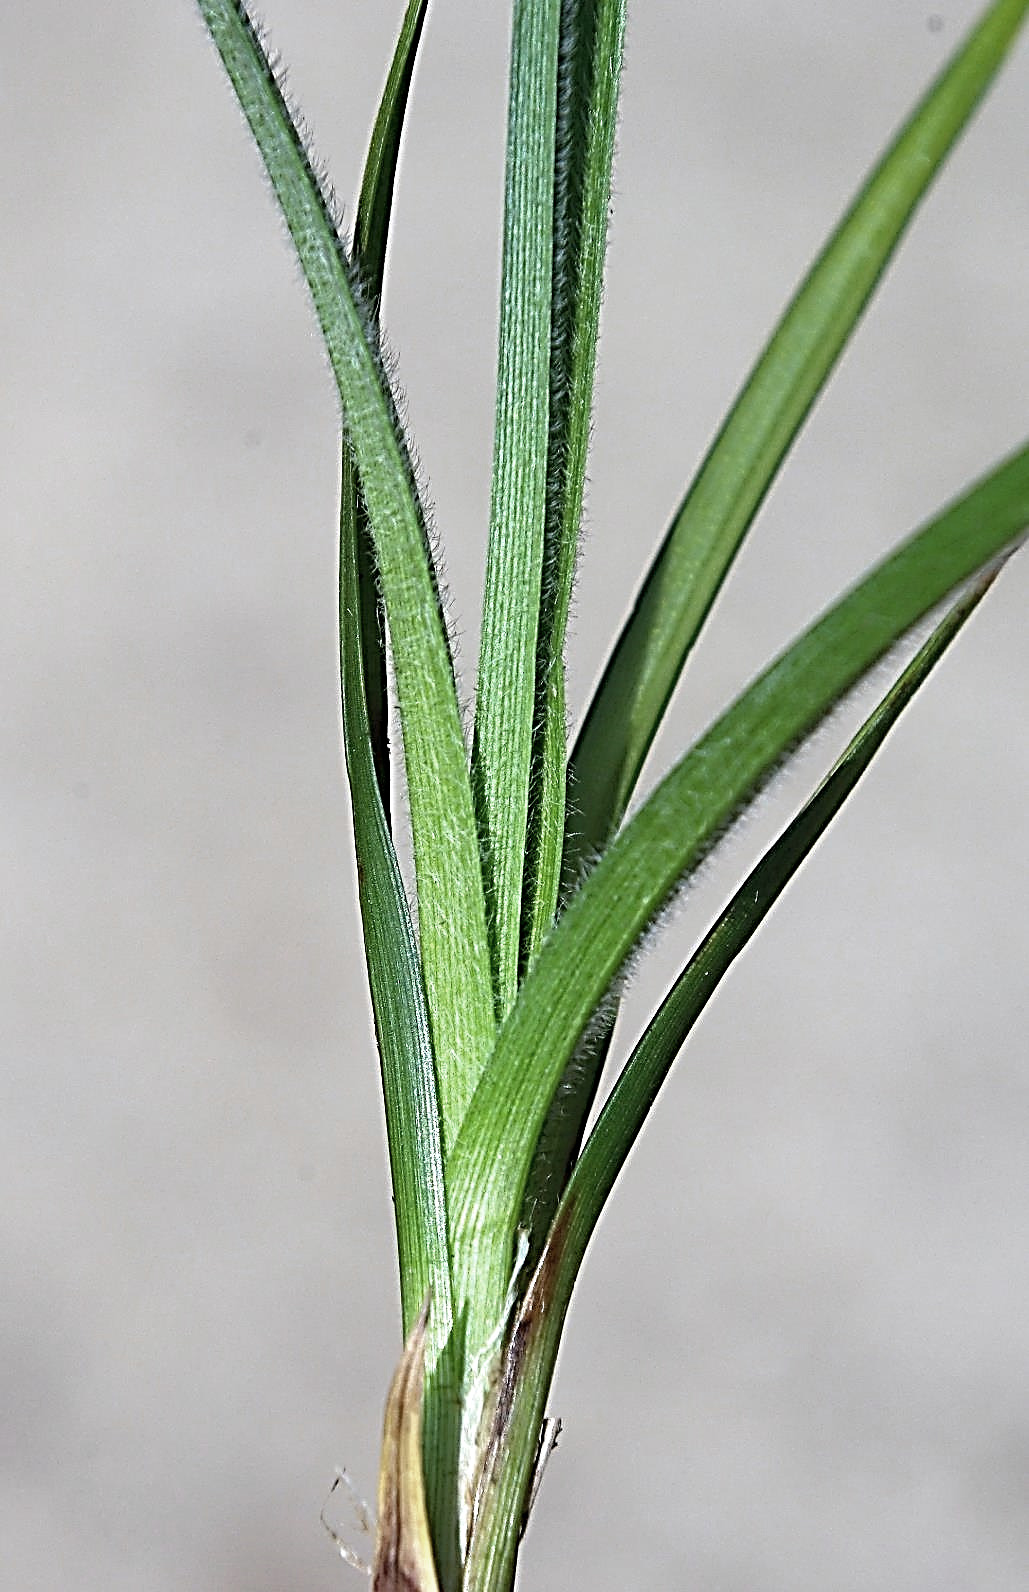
337,14,463,1578
341,445,462,1586
341,0,439,1330
355,0,429,297
348,0,430,817
341,465,449,1339
523,0,627,965
567,0,1029,876
338,13,467,1582
526,0,1029,1290
197,0,495,1150
463,569,1006,1588
473,0,562,1016
451,445,1029,1352
562,565,1007,1282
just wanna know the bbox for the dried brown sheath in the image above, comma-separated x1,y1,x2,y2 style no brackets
373,1297,441,1592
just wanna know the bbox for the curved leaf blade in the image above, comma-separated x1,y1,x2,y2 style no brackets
348,0,430,818
561,564,1008,1280
197,0,495,1151
526,0,1029,1302
340,0,445,1340
355,0,429,301
567,0,1029,877
450,444,1029,1350
336,9,463,1580
462,566,1007,1590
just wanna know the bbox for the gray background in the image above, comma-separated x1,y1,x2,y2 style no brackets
3,2,1027,1588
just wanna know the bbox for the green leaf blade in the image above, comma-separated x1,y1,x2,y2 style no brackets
342,448,463,1592
344,0,437,1324
354,0,428,299
462,567,1008,1592
197,0,495,1153
451,445,1029,1353
334,8,465,1584
340,463,449,1338
522,0,627,966
567,0,1029,876
563,563,1008,1278
474,0,562,1016
347,0,430,821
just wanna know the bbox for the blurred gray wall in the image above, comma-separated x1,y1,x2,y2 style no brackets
3,2,1027,1588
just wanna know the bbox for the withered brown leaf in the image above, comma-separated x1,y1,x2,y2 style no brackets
373,1297,441,1592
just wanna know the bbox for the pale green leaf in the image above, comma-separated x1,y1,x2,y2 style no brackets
197,0,495,1154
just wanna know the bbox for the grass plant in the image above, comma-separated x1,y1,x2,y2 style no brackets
195,3,1028,1589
